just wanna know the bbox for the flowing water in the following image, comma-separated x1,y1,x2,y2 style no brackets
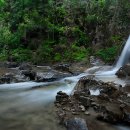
115,36,130,69
0,67,98,130
96,36,130,75
0,66,129,130
0,80,76,130
0,36,130,130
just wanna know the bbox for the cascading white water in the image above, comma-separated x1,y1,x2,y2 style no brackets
115,35,130,69
95,35,130,75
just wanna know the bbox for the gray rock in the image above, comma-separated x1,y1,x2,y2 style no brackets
21,70,36,80
5,62,19,68
56,91,69,103
19,63,32,70
122,106,130,123
0,73,15,84
79,96,91,107
65,118,88,130
99,103,123,123
116,64,130,78
36,71,72,82
53,63,70,71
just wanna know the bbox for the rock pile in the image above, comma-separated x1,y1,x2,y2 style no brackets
55,78,130,130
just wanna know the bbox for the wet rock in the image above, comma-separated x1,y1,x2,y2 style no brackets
0,76,11,84
0,73,15,83
98,94,110,101
99,83,121,98
116,68,126,78
84,111,90,115
116,64,130,78
74,90,90,100
21,70,36,80
65,118,88,130
79,96,91,107
36,72,56,82
90,56,104,66
75,77,101,92
0,62,6,68
56,91,69,104
72,112,79,115
36,71,71,82
122,106,130,122
53,62,88,76
5,62,19,68
55,72,130,129
90,56,95,64
53,63,72,73
122,84,130,93
79,105,86,112
100,103,123,123
19,63,32,70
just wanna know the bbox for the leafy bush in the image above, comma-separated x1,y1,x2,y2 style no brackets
33,40,53,63
54,53,62,62
63,45,89,62
0,50,7,61
95,46,120,63
12,48,32,62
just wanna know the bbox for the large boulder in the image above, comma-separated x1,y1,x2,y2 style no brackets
116,64,130,78
65,118,88,130
90,56,104,66
123,105,130,123
19,63,32,70
97,103,124,123
56,91,69,104
35,70,72,82
53,63,88,76
53,63,72,74
0,73,14,84
21,70,36,80
5,62,19,68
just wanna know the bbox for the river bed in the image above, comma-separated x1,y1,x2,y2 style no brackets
0,81,72,130
0,66,130,130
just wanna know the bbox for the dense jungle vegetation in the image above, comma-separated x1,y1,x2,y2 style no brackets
0,0,130,64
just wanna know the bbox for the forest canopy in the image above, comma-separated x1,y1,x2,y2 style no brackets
0,0,130,63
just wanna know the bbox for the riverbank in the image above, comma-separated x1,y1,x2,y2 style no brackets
0,60,91,84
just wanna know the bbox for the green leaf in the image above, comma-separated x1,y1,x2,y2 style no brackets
0,0,4,4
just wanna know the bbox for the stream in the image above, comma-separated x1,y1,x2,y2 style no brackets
0,66,130,130
0,79,76,130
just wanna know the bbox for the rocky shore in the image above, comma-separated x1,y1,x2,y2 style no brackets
0,61,90,84
55,77,130,130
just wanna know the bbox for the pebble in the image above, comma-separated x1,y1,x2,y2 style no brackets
79,105,86,112
85,111,90,115
72,112,79,115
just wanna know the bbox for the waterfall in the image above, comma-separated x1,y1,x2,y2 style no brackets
95,35,130,75
115,35,130,69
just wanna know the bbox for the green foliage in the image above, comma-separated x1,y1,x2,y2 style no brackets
0,26,20,49
111,35,122,43
96,46,120,62
0,50,7,61
62,45,89,62
0,0,4,6
33,40,53,63
0,0,129,63
54,53,62,62
12,48,32,62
